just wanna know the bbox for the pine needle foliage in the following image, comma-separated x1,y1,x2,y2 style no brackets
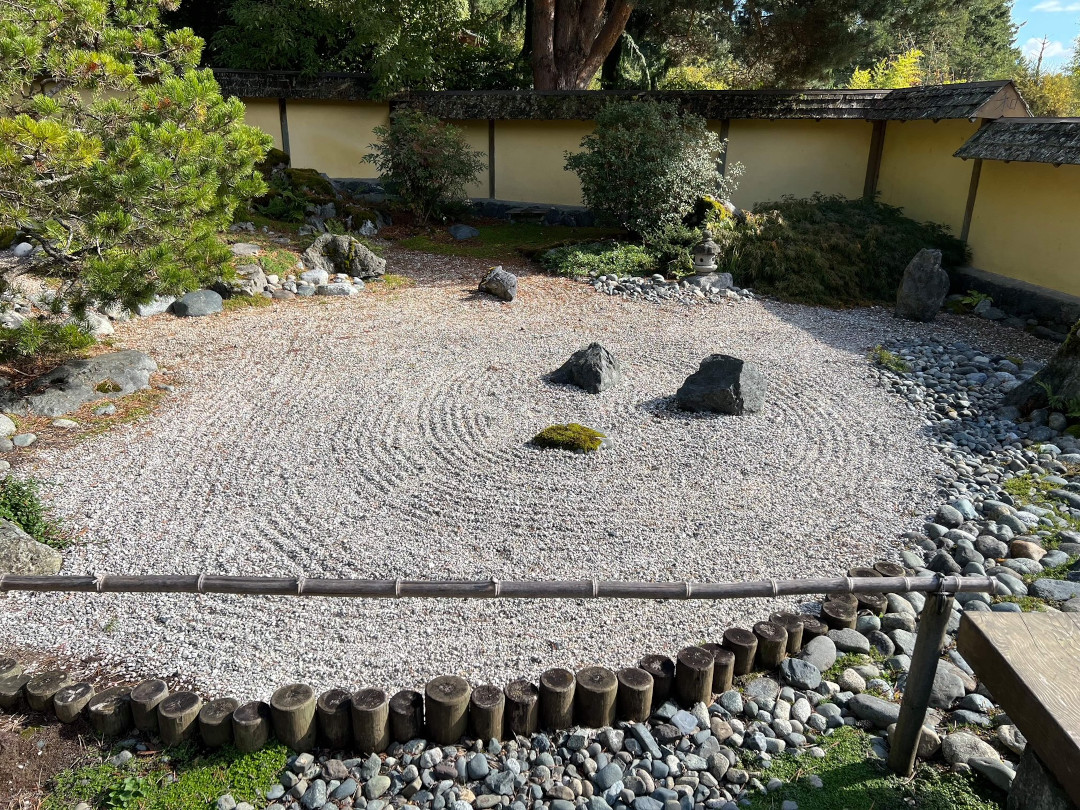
0,0,273,316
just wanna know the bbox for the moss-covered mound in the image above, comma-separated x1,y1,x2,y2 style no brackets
531,423,606,453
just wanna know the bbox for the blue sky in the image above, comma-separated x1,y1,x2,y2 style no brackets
1013,0,1079,68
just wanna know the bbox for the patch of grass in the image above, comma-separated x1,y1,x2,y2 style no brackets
1025,554,1080,584
397,223,623,261
992,595,1048,612
76,388,168,441
823,653,871,681
540,241,658,279
726,194,969,308
44,743,290,810
751,727,1001,810
222,295,273,311
259,249,299,278
378,273,416,290
0,476,66,549
869,345,911,374
531,423,606,453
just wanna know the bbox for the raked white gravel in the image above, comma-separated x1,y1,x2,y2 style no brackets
0,250,1048,702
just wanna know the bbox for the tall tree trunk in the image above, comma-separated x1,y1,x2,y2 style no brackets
600,33,624,87
531,0,635,89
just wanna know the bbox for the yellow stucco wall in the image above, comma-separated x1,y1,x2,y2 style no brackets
967,161,1080,297
876,119,979,234
240,99,283,150
285,100,390,178
450,119,490,199
493,120,593,205
722,119,873,209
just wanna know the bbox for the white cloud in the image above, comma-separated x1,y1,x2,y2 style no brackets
1022,37,1074,61
1031,0,1080,10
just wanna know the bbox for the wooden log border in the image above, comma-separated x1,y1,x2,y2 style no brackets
0,569,994,765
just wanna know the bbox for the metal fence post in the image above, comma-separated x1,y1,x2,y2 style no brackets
888,585,955,776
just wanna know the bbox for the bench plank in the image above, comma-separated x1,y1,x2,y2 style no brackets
956,611,1080,805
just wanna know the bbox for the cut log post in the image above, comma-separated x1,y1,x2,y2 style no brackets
856,592,889,615
0,674,29,710
708,647,735,694
389,689,424,743
575,666,617,728
847,566,881,579
470,684,505,741
769,612,806,654
232,700,271,753
504,679,539,737
87,687,132,737
158,691,203,747
26,670,72,713
875,560,906,578
722,627,758,676
889,592,955,777
317,688,352,750
538,668,575,731
198,697,239,748
425,676,471,744
821,599,857,630
54,682,94,724
799,615,829,641
0,659,20,679
130,679,169,734
638,655,675,707
753,621,789,670
351,688,390,753
270,683,317,751
675,646,714,706
615,667,653,723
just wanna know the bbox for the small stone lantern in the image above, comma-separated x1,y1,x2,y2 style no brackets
692,229,720,276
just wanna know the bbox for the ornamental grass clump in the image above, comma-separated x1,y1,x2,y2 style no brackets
531,424,606,453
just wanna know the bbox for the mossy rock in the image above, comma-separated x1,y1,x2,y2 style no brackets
0,228,15,250
255,147,290,179
531,423,607,454
285,168,336,200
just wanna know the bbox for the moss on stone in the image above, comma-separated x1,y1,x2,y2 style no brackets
531,423,606,453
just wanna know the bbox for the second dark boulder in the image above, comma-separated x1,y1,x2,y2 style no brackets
675,354,765,415
550,343,622,394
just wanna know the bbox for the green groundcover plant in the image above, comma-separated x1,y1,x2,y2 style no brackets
0,0,272,315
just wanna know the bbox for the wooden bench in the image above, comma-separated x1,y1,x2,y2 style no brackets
957,611,1080,806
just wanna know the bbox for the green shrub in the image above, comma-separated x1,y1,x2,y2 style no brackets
0,320,94,362
364,110,485,225
541,241,657,278
531,424,606,453
0,476,65,548
719,194,969,307
564,100,739,236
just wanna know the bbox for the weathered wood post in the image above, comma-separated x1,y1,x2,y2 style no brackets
199,698,239,748
87,687,132,737
799,616,829,641
26,670,72,713
270,684,317,751
638,655,675,707
389,689,424,743
317,688,352,749
675,646,714,706
615,667,653,723
54,683,94,724
722,628,758,676
575,667,617,728
504,680,539,737
888,590,955,777
351,688,390,753
158,692,203,746
470,684,505,741
769,613,805,654
821,596,857,630
0,673,29,710
0,659,20,679
425,676,471,744
539,669,575,731
874,561,906,578
130,679,169,733
753,621,789,670
232,700,272,753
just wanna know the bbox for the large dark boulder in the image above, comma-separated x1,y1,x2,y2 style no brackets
302,233,386,280
895,248,949,322
550,343,622,394
0,349,157,416
478,266,518,302
675,354,765,415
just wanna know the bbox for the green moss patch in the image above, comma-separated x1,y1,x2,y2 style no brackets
397,223,623,261
222,295,273,311
531,423,606,453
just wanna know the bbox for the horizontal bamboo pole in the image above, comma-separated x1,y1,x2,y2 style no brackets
0,574,995,599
